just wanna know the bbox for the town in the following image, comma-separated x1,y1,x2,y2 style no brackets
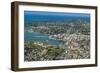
24,20,90,61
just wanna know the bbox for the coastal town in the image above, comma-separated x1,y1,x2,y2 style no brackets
24,21,90,61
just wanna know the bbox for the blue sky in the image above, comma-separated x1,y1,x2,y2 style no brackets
24,11,90,23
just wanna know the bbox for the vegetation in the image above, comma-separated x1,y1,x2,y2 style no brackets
24,41,66,61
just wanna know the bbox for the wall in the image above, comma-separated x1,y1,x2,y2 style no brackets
0,0,99,73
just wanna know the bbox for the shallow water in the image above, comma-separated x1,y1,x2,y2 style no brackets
24,31,62,46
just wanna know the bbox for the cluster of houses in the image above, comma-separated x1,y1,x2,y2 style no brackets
50,32,90,51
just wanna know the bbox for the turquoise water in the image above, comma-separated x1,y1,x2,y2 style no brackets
24,31,62,46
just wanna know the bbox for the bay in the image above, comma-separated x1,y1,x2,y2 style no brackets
24,31,61,46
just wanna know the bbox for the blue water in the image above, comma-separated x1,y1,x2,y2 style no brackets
24,11,90,24
24,31,61,46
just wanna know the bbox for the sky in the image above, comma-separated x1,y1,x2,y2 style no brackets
24,11,90,23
